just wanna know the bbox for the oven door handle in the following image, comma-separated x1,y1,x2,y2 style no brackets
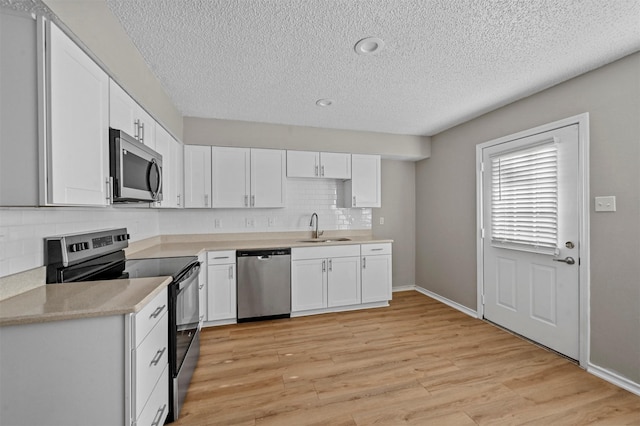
176,263,201,293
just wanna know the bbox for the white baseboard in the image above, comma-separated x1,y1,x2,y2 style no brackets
588,363,640,396
392,285,416,292
413,286,478,319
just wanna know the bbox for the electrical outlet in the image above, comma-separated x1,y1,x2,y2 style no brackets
214,218,221,228
379,217,385,225
245,218,255,228
268,217,276,227
595,196,616,212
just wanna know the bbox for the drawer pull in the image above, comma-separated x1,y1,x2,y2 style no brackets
213,256,229,259
151,404,167,426
150,347,167,366
149,305,166,319
371,248,384,251
362,257,366,269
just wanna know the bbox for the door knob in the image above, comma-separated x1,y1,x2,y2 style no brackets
553,257,575,265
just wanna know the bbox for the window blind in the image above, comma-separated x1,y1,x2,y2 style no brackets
490,139,559,255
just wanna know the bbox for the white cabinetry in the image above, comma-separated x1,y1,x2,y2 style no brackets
212,147,286,208
183,145,212,208
205,250,237,325
361,243,392,303
287,150,351,179
198,253,207,323
0,288,169,426
154,125,183,208
46,22,110,206
291,245,361,313
109,79,156,148
342,154,381,208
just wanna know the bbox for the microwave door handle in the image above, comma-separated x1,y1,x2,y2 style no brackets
149,158,162,200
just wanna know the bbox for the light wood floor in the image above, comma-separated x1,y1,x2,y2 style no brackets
175,291,640,425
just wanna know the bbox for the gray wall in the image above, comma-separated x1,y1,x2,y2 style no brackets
372,160,416,288
416,52,640,384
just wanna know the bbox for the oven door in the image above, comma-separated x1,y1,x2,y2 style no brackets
173,263,200,373
110,128,163,202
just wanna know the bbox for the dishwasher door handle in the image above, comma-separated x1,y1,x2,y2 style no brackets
257,255,271,260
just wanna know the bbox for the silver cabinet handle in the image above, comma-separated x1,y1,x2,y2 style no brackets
150,347,166,366
229,265,234,279
177,194,181,206
151,404,167,426
140,121,145,142
321,165,325,176
251,195,255,207
214,256,229,260
315,165,319,176
105,177,112,203
149,305,166,319
328,259,332,271
204,194,209,207
134,119,140,139
353,196,356,206
362,257,366,269
553,256,575,265
371,248,383,251
244,195,248,207
322,260,326,272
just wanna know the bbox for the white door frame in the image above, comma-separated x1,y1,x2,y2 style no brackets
476,113,590,368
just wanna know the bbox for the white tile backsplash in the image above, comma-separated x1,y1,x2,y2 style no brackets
0,179,371,277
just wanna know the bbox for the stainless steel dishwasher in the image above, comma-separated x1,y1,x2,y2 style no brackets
236,248,291,322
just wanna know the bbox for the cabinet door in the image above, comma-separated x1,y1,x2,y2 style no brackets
327,256,361,307
109,79,137,137
291,259,326,312
153,125,172,208
361,255,392,303
211,147,250,208
172,138,184,208
251,148,285,208
198,254,207,322
286,150,319,178
136,107,156,149
207,263,236,320
320,152,351,179
47,23,109,206
350,154,381,207
183,145,212,208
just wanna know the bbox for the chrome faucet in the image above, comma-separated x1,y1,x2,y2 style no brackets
309,213,323,239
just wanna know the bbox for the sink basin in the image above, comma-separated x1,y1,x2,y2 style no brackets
298,238,352,243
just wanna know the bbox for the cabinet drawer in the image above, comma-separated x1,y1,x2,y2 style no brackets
135,311,168,419
361,243,392,256
135,288,168,346
137,364,169,426
292,244,360,261
207,250,236,265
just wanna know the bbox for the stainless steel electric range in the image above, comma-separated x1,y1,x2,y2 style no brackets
44,228,200,423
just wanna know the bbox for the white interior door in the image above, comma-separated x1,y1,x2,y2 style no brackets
481,124,580,360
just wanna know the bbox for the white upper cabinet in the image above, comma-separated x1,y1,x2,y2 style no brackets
154,124,183,208
109,79,156,149
47,22,110,206
211,147,250,208
251,148,286,208
183,145,212,208
343,154,381,208
212,147,285,208
286,150,351,179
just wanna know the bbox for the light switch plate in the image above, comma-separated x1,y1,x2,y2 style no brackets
595,196,616,212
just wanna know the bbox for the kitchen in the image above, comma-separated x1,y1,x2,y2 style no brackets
1,0,639,425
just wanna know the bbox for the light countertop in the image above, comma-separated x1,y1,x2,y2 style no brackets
0,277,171,326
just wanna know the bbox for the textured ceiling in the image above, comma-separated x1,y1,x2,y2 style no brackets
105,0,640,136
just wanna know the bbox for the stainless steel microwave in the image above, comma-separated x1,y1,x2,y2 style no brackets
109,128,163,203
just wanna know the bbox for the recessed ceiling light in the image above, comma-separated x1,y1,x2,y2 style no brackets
316,99,333,107
354,37,384,55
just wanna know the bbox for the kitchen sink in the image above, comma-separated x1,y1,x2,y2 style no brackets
298,238,352,243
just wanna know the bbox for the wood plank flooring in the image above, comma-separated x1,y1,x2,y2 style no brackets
174,291,640,425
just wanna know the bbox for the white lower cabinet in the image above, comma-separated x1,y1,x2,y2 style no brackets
291,245,361,313
0,288,169,426
204,251,237,324
198,252,207,323
361,243,393,303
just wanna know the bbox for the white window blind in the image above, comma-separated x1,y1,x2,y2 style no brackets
490,139,559,255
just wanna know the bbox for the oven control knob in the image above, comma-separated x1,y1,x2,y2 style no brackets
82,242,90,250
69,244,77,253
116,233,130,242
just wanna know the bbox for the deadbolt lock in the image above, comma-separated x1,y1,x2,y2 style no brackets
565,241,575,249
